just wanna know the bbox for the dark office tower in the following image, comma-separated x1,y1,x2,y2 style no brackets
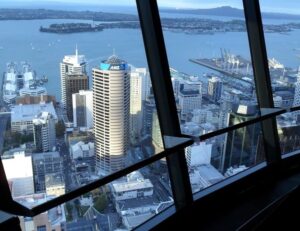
93,55,130,175
222,102,264,173
60,48,88,122
65,73,89,121
142,88,156,136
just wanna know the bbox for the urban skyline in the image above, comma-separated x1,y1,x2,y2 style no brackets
1,4,300,230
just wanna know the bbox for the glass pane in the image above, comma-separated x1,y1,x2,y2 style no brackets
18,160,173,230
157,1,258,136
186,122,265,194
0,1,164,207
277,112,300,155
260,1,300,155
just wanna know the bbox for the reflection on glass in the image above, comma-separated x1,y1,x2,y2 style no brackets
186,120,265,194
0,0,166,210
157,1,257,136
156,1,264,193
260,1,300,155
18,161,173,230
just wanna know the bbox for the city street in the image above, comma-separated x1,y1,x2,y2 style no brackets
57,138,74,191
0,113,9,154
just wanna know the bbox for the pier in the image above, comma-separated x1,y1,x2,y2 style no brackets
189,58,253,84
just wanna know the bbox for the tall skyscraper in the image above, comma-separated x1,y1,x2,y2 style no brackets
33,111,56,152
142,88,156,136
293,67,300,121
72,90,93,128
130,67,147,145
93,55,130,175
152,110,163,153
60,48,88,121
222,102,264,173
207,76,223,103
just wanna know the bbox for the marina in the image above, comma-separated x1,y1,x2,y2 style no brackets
2,62,48,105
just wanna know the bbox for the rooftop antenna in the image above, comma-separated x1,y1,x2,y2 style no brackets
75,44,78,57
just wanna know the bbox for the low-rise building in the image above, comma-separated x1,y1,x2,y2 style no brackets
16,193,65,231
70,141,94,159
11,102,57,134
32,152,63,192
45,173,65,197
189,164,225,193
111,171,172,230
1,150,34,197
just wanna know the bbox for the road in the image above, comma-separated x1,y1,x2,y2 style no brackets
57,138,74,191
0,114,9,154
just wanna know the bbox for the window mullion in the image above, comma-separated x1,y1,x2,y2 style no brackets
243,0,282,165
136,0,193,209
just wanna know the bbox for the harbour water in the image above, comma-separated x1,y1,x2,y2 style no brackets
0,17,300,100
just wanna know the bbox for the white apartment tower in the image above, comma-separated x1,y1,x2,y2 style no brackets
72,90,93,128
130,67,147,145
293,67,300,121
33,112,56,152
93,55,130,175
60,47,86,109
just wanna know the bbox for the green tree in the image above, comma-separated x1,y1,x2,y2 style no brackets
56,120,65,137
93,194,107,212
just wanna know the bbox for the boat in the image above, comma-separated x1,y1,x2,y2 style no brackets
2,62,48,105
42,75,48,83
3,63,18,104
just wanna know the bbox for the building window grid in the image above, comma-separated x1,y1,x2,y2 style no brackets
0,0,285,226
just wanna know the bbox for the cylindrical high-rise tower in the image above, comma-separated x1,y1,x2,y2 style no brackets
93,55,130,175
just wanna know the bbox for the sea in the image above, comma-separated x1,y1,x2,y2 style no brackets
1,6,300,100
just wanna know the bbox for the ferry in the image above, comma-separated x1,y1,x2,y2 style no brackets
2,62,47,104
268,58,284,69
3,63,18,104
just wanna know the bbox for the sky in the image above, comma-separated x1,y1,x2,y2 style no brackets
1,0,300,14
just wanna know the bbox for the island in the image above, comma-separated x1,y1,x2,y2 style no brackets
40,23,104,33
0,8,299,35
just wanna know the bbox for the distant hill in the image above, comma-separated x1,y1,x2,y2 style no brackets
161,6,300,20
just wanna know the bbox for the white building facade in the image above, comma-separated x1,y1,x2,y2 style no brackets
33,111,56,152
72,90,93,128
130,67,147,144
2,151,34,197
60,48,86,108
11,102,57,134
93,55,130,175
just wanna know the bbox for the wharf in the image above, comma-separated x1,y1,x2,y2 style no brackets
189,58,252,84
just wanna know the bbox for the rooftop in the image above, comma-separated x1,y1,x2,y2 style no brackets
11,102,57,122
99,54,128,71
45,173,65,187
62,48,86,66
112,179,153,193
32,111,54,125
32,151,60,161
190,164,225,189
116,195,160,211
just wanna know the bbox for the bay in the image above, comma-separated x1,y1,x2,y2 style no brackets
0,19,299,100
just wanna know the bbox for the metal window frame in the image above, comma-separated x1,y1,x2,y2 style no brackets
0,106,293,216
243,0,282,166
0,0,294,226
136,0,193,210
